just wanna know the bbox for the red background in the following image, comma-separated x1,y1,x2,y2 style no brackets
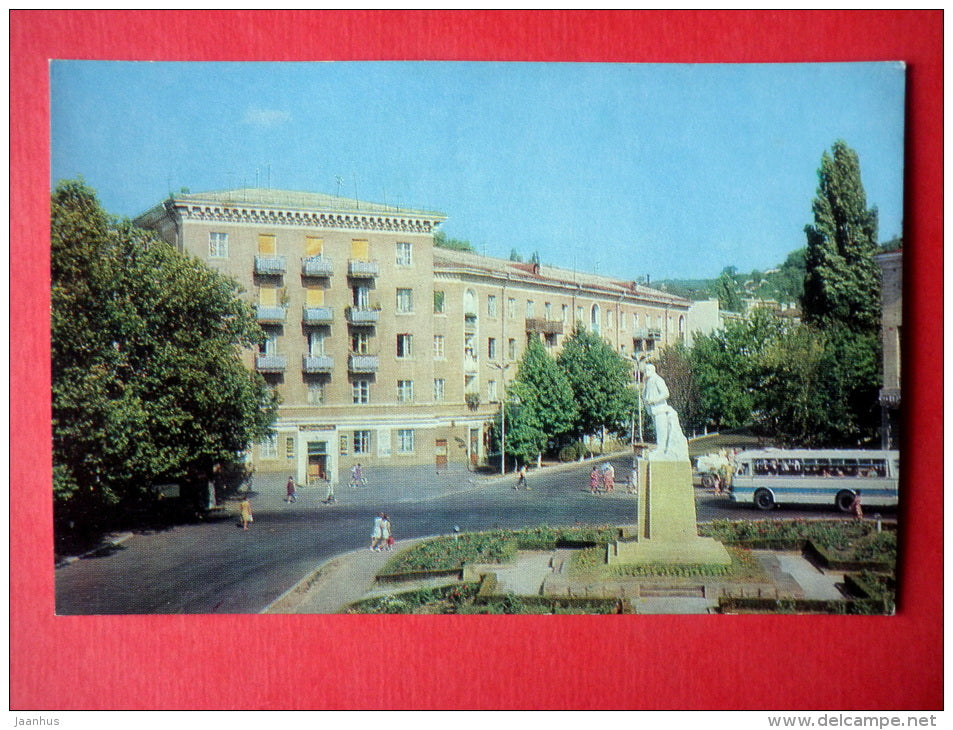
10,10,943,710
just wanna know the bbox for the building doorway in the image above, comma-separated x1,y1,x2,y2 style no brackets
307,441,328,485
435,439,448,471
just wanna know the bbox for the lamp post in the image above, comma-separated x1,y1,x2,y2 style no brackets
491,361,512,474
631,352,648,446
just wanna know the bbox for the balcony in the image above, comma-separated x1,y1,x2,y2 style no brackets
256,354,287,372
464,314,478,333
647,328,662,340
346,306,380,325
302,256,334,277
632,327,649,339
255,255,287,275
256,305,287,323
348,354,379,373
302,355,334,373
347,259,380,278
464,354,479,372
525,318,564,335
302,306,334,325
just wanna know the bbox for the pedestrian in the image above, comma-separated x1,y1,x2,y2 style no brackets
285,475,297,503
851,490,864,520
323,479,336,505
238,496,253,530
589,466,600,494
604,462,615,492
380,514,392,551
627,469,638,494
515,464,527,490
351,463,365,488
371,512,384,550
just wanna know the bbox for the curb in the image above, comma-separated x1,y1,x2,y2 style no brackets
55,532,134,569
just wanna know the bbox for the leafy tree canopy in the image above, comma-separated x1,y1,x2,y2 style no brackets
433,229,475,253
557,326,637,442
51,179,277,526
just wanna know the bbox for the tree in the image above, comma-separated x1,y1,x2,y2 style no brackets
557,326,637,446
51,179,277,529
433,229,475,253
715,266,743,312
498,336,577,464
800,141,884,444
802,140,881,333
652,345,703,436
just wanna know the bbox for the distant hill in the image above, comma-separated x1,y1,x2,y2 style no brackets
655,237,901,310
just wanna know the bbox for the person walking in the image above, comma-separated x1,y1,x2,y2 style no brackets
370,512,384,550
851,490,864,520
589,465,600,494
604,462,615,493
515,464,527,490
351,463,365,488
285,476,297,503
322,479,336,505
380,514,392,551
238,496,253,530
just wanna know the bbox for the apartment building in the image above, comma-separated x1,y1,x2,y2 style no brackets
136,188,690,484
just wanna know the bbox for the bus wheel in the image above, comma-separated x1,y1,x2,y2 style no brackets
835,490,856,513
754,489,775,511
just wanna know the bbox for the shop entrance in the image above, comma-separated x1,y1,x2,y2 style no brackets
307,441,328,485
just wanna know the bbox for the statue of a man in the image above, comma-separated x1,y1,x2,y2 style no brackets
642,363,689,462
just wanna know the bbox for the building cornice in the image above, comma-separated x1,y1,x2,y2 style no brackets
173,201,443,234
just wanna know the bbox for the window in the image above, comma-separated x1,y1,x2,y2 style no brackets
260,433,278,459
434,290,446,314
351,331,370,354
209,232,228,258
507,298,516,320
352,380,370,404
259,332,279,356
562,304,569,323
545,302,552,320
305,236,323,257
508,338,517,361
397,334,413,358
285,436,295,460
526,300,535,318
464,289,478,315
487,338,497,360
396,242,412,266
397,429,415,453
620,311,626,330
396,288,414,313
433,378,445,402
353,430,371,454
307,381,325,405
487,380,498,402
591,304,601,334
465,374,477,394
308,330,326,356
397,380,414,403
607,310,614,329
545,333,557,348
433,335,445,359
353,285,370,308
258,233,277,255
576,306,584,325
487,295,498,317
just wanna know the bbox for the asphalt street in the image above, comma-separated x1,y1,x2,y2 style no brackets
53,455,873,615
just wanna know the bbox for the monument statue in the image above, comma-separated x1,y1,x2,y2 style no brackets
642,363,689,462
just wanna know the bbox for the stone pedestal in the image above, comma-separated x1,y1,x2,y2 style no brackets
608,458,731,566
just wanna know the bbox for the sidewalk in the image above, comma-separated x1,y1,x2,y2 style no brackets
247,453,628,509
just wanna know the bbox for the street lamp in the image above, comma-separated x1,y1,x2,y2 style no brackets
491,361,512,474
631,352,649,446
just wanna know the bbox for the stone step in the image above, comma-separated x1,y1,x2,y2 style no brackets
639,584,706,598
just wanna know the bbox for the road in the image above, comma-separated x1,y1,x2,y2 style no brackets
54,456,877,615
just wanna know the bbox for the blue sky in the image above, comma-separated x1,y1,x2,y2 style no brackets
50,61,905,281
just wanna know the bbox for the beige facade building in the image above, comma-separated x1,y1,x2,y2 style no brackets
136,188,690,484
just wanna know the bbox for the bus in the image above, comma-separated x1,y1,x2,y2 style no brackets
728,449,899,512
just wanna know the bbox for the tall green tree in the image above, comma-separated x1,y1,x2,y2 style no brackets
715,266,743,312
52,179,277,527
801,140,884,445
653,345,703,436
498,336,577,464
803,140,882,333
557,326,637,446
